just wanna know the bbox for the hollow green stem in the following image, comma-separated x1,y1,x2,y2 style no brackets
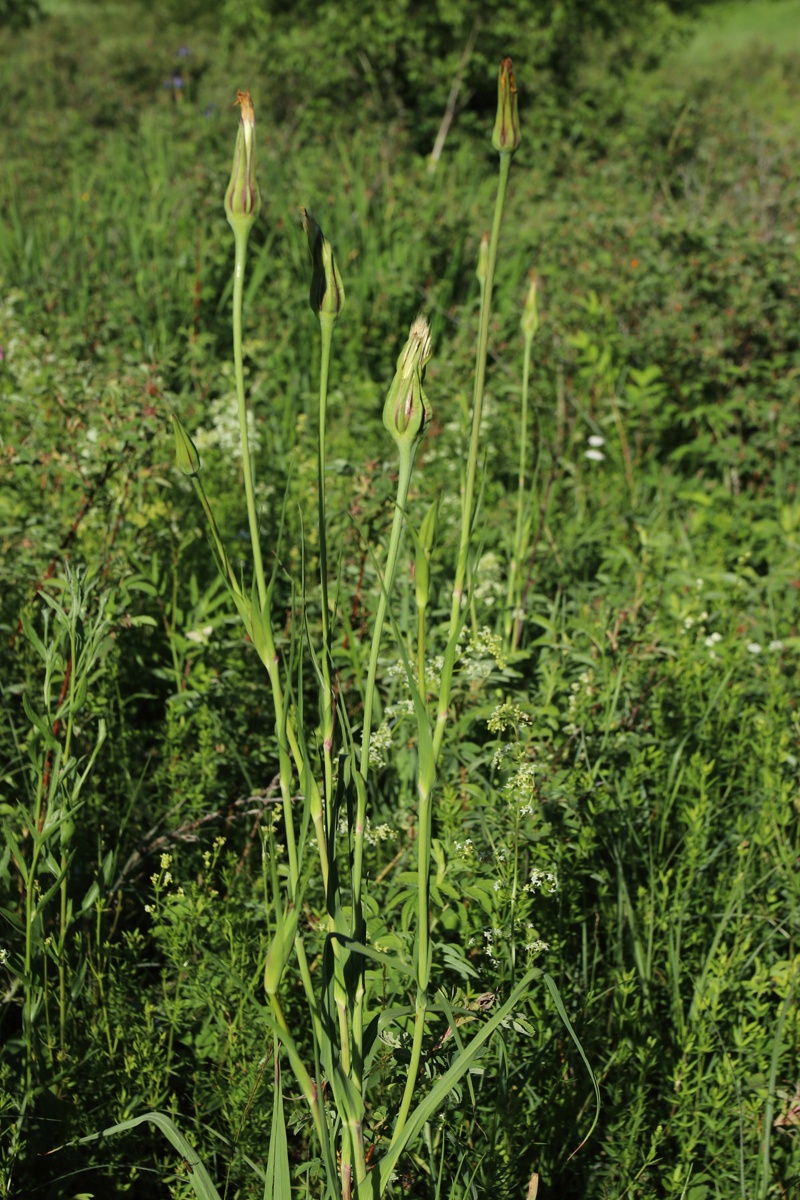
358,449,415,780
317,313,336,836
433,150,512,764
388,767,433,1146
269,992,326,1145
507,320,535,651
232,227,268,613
416,605,426,701
349,448,415,1123
228,226,331,897
23,778,44,1099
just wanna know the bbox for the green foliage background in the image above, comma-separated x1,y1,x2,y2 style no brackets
0,0,799,1197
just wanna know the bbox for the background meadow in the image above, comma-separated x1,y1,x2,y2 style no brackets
1,0,799,1197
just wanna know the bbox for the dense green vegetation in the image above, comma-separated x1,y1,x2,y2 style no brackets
1,1,799,1197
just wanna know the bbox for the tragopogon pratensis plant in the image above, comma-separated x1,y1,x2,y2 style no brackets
91,66,596,1200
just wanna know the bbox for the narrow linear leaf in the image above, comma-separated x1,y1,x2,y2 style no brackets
77,1111,222,1200
543,973,600,1160
376,968,539,1193
265,1046,292,1200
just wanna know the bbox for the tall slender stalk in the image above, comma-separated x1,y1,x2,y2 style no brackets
162,72,540,1200
351,317,432,1147
301,208,344,835
388,759,433,1144
317,320,335,830
231,229,268,614
230,223,303,895
507,270,539,652
433,149,513,764
357,452,415,782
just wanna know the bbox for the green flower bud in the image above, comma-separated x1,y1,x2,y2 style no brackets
492,58,521,155
225,90,260,233
263,904,298,995
521,270,539,340
414,497,439,611
382,315,432,452
301,207,345,322
476,231,489,288
171,413,201,477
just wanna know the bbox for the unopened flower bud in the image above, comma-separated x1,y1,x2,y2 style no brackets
383,315,432,452
414,497,439,611
171,413,201,477
492,58,521,155
476,232,489,288
263,904,298,995
225,90,260,233
300,208,345,322
521,270,539,340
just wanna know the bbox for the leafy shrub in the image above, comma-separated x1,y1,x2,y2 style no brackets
0,0,41,32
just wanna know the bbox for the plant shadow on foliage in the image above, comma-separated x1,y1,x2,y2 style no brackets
0,1,799,1198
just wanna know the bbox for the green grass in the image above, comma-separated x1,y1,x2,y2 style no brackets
0,1,799,1198
681,0,800,62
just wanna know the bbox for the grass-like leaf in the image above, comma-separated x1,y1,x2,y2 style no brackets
543,973,600,1160
77,1111,222,1200
373,968,541,1194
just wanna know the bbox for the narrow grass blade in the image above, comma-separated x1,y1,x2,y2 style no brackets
543,973,600,1160
329,936,415,977
265,1047,292,1200
77,1111,222,1200
374,968,539,1194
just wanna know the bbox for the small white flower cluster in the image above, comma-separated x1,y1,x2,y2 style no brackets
462,627,507,681
424,655,445,691
584,434,605,462
193,394,260,459
679,611,731,661
385,651,445,695
462,658,493,683
481,926,503,968
563,668,595,733
0,948,9,966
487,702,532,734
202,837,226,867
150,852,174,889
568,669,595,709
473,552,505,608
504,761,539,816
369,720,394,770
525,868,558,894
492,746,507,769
453,838,474,857
525,938,550,955
366,821,396,847
185,624,214,646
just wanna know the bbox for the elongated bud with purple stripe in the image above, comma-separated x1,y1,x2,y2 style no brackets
225,90,260,233
383,315,432,453
301,208,345,322
492,58,521,155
